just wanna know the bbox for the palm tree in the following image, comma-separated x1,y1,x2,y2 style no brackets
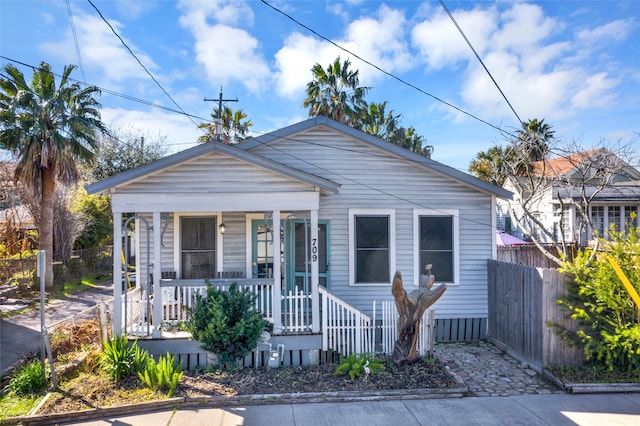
0,62,105,287
469,146,512,186
198,106,252,144
516,118,554,162
303,57,369,127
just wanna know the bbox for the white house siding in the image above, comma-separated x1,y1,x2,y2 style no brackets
497,179,556,242
247,125,495,320
118,151,313,195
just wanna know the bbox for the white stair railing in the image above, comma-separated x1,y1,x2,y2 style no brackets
320,287,373,356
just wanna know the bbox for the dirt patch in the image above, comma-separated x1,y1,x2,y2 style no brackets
39,357,458,414
180,357,458,397
37,320,459,415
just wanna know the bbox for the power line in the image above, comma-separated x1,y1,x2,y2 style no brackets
438,0,523,126
66,0,86,82
86,0,200,129
259,0,517,140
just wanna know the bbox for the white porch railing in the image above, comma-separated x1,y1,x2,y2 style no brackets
373,300,436,357
320,287,373,356
122,286,146,336
159,279,274,323
282,287,313,333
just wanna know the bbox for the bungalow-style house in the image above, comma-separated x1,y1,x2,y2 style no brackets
87,117,511,366
497,148,640,245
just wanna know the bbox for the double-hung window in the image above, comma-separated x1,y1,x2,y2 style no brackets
181,216,217,279
349,209,395,285
414,210,458,284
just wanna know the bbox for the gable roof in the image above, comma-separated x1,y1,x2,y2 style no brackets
237,116,512,199
87,117,512,200
86,140,341,195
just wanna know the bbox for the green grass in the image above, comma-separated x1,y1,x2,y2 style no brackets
56,274,101,298
0,391,46,421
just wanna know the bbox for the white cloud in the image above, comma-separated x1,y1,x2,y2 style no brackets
102,107,202,149
178,0,269,93
411,2,627,128
342,5,412,80
178,0,254,26
571,72,618,109
411,6,497,70
274,4,412,97
39,13,158,84
577,19,635,45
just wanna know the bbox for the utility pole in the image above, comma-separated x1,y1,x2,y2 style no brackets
204,88,238,143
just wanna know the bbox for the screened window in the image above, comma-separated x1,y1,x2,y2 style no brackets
181,217,216,279
355,215,390,283
419,216,454,282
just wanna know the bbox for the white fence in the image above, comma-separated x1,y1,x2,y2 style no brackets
159,279,274,324
145,281,436,360
320,287,374,356
122,287,146,335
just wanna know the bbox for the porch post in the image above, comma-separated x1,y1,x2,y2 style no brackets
113,212,123,336
272,210,282,334
310,209,320,333
152,212,162,338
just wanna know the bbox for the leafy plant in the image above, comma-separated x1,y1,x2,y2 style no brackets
7,360,47,395
558,223,640,371
334,353,384,380
187,282,267,369
101,335,149,381
138,352,183,397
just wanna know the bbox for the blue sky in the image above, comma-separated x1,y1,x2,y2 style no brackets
1,1,639,172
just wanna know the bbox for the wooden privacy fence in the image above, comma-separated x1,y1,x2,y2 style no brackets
497,244,577,268
487,259,584,367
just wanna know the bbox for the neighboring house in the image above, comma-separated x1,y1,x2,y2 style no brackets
497,148,640,245
87,117,511,364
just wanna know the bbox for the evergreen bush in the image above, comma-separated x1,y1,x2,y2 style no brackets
187,282,267,369
559,223,640,371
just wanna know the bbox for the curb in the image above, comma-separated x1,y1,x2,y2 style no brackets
542,368,640,394
2,385,469,426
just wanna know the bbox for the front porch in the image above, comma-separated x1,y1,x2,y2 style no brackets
117,278,436,368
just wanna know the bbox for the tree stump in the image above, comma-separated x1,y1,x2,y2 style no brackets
391,266,446,365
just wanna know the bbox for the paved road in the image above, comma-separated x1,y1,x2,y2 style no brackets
0,281,113,376
68,393,640,426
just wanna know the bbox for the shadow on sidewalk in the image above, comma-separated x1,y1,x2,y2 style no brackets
1,318,41,376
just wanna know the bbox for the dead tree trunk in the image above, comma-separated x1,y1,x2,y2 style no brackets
391,267,446,364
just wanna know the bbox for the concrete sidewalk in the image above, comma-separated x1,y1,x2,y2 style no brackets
67,393,640,426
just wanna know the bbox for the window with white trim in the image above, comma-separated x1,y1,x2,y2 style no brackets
349,209,395,285
414,210,459,284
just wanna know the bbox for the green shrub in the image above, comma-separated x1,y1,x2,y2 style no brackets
138,352,183,397
187,282,267,369
559,224,640,371
334,353,384,380
101,335,149,381
7,360,47,395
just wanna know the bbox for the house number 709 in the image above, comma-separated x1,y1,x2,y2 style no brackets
312,238,318,262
